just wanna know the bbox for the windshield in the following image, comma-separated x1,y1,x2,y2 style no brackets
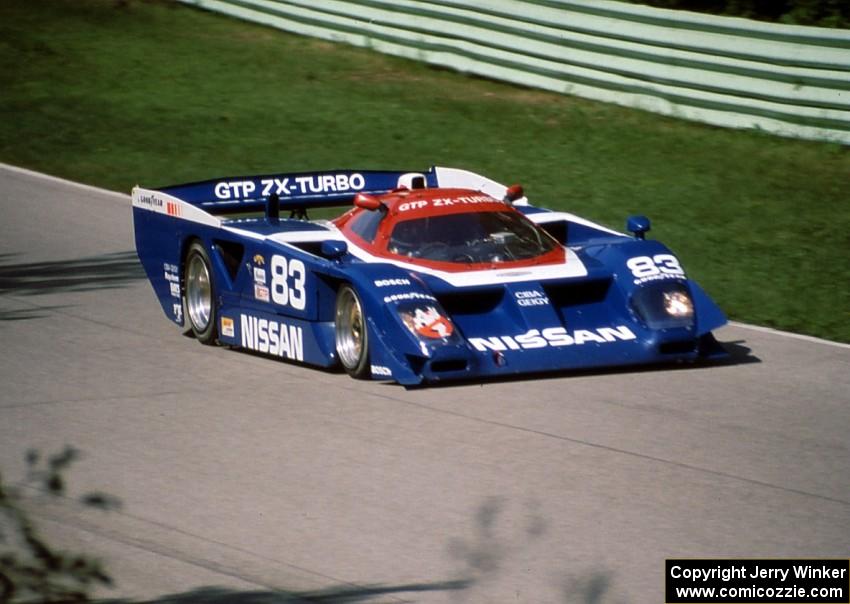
388,210,558,264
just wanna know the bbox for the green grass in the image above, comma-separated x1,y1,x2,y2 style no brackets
1,0,848,342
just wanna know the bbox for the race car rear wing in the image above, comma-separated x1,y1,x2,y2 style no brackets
131,166,521,229
139,166,518,216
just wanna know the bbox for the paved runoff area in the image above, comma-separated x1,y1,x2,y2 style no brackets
1,163,848,602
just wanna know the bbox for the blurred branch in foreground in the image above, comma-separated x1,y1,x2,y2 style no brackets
0,446,121,603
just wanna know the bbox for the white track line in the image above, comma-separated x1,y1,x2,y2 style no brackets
727,321,850,350
3,161,848,351
1,161,129,201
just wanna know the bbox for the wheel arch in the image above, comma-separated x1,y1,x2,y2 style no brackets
182,238,219,345
334,282,371,378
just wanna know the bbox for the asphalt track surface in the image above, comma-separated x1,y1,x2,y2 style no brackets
1,163,848,603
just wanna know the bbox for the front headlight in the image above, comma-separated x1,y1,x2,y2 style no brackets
663,291,694,318
631,282,695,330
398,303,455,340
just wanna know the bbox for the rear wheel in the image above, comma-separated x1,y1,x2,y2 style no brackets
184,241,218,344
335,284,370,378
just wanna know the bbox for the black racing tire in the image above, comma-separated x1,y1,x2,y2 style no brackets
183,241,218,345
334,284,370,379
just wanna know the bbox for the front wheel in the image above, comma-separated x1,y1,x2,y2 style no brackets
335,284,370,378
184,241,218,345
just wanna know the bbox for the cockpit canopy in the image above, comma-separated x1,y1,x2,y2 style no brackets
389,210,557,264
336,188,564,270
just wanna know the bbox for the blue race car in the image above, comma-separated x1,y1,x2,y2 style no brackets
132,167,727,385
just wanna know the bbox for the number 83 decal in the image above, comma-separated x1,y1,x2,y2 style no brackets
627,254,685,281
270,255,307,310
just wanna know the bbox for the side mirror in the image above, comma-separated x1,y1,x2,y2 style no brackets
321,240,348,260
503,184,524,205
354,193,382,211
627,215,651,239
